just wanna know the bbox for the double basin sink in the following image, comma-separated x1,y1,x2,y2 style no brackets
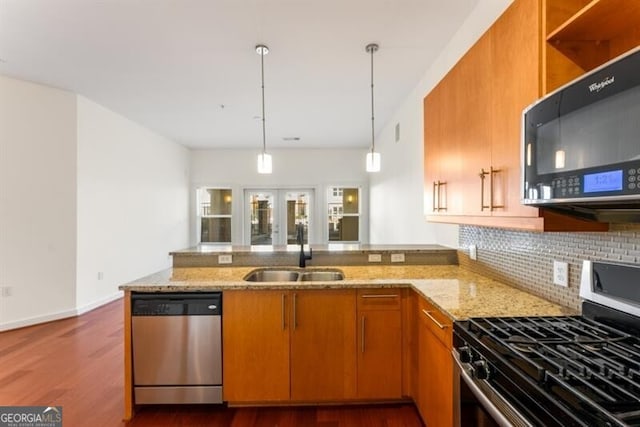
244,268,344,282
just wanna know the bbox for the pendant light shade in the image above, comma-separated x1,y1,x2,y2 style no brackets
257,152,272,174
365,43,381,173
366,151,381,172
256,44,272,174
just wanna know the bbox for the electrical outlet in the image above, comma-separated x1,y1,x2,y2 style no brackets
218,254,233,265
1,286,12,297
97,272,104,280
553,261,569,287
391,253,405,263
368,254,382,263
469,245,477,260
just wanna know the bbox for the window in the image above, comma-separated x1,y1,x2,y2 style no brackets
327,187,359,242
198,188,232,243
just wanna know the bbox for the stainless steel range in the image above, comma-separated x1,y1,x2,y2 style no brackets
453,260,640,427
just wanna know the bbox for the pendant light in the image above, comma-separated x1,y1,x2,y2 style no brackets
365,43,381,173
256,44,272,174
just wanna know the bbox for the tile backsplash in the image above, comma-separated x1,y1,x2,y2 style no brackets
458,225,640,311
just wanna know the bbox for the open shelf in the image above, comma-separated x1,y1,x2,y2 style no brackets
547,0,640,42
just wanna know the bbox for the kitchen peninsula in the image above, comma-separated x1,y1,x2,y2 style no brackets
119,245,575,424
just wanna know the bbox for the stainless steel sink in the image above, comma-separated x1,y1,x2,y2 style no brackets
299,271,344,282
243,270,300,282
243,268,344,282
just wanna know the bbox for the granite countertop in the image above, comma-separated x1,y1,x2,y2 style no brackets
170,244,454,255
120,265,576,320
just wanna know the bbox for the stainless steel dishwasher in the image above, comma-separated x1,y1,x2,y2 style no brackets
131,292,222,404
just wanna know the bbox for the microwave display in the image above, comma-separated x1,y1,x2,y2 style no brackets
583,170,623,193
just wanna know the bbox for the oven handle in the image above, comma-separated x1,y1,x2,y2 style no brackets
452,350,532,427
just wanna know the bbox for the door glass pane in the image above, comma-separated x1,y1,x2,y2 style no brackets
328,187,359,242
285,191,309,244
199,188,232,243
249,192,274,245
201,218,231,242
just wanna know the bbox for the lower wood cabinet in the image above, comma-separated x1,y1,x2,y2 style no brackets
356,289,403,399
222,290,290,402
290,289,357,401
417,295,454,427
223,289,357,403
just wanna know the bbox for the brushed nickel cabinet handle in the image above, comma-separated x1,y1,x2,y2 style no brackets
479,168,490,211
293,293,297,330
281,293,286,331
432,181,438,212
422,309,448,330
361,294,399,299
437,180,447,211
361,316,366,353
490,166,504,211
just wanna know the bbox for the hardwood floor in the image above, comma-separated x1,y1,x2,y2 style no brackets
0,298,423,426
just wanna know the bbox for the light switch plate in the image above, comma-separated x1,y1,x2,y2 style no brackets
469,245,477,260
391,253,405,263
553,261,569,287
218,254,233,264
368,254,382,263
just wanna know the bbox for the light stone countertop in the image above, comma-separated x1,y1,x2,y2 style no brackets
119,265,577,320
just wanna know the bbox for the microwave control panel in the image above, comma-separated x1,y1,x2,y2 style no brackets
526,162,640,202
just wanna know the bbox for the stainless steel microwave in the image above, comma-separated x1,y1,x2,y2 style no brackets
522,47,640,222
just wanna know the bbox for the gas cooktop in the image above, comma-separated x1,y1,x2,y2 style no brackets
454,261,640,427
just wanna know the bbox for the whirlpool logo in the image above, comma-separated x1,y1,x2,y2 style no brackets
589,76,615,93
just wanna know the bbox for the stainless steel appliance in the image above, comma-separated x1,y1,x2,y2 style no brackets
131,292,222,404
454,261,640,426
522,47,640,222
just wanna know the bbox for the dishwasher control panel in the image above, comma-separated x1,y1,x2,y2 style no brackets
131,292,222,316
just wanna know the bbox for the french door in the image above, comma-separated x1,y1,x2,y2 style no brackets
244,189,313,246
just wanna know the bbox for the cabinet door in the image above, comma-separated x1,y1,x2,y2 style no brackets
290,290,357,401
223,290,290,402
491,0,541,218
424,89,442,214
455,31,493,216
357,291,402,399
417,298,453,427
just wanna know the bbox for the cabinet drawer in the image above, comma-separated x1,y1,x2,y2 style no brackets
357,288,402,310
418,297,452,348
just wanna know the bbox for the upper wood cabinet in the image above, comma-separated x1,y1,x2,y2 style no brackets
424,0,609,231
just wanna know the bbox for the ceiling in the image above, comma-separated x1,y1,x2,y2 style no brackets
0,0,479,149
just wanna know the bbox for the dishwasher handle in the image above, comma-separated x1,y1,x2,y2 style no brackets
132,292,222,316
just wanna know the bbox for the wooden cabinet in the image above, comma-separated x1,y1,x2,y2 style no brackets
290,289,357,401
223,289,357,403
543,0,640,94
424,0,608,231
356,289,403,399
416,295,453,427
222,290,290,402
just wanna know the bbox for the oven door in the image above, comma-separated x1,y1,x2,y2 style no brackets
453,350,534,427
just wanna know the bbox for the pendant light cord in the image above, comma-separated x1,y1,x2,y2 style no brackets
260,48,267,155
370,45,375,155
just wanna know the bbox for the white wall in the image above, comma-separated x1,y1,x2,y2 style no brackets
369,0,513,249
76,97,190,310
190,148,369,245
0,76,78,328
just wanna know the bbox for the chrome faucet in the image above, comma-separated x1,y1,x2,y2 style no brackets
296,224,312,268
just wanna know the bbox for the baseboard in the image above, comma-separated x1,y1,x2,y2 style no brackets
75,291,123,316
0,308,78,332
0,291,123,332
